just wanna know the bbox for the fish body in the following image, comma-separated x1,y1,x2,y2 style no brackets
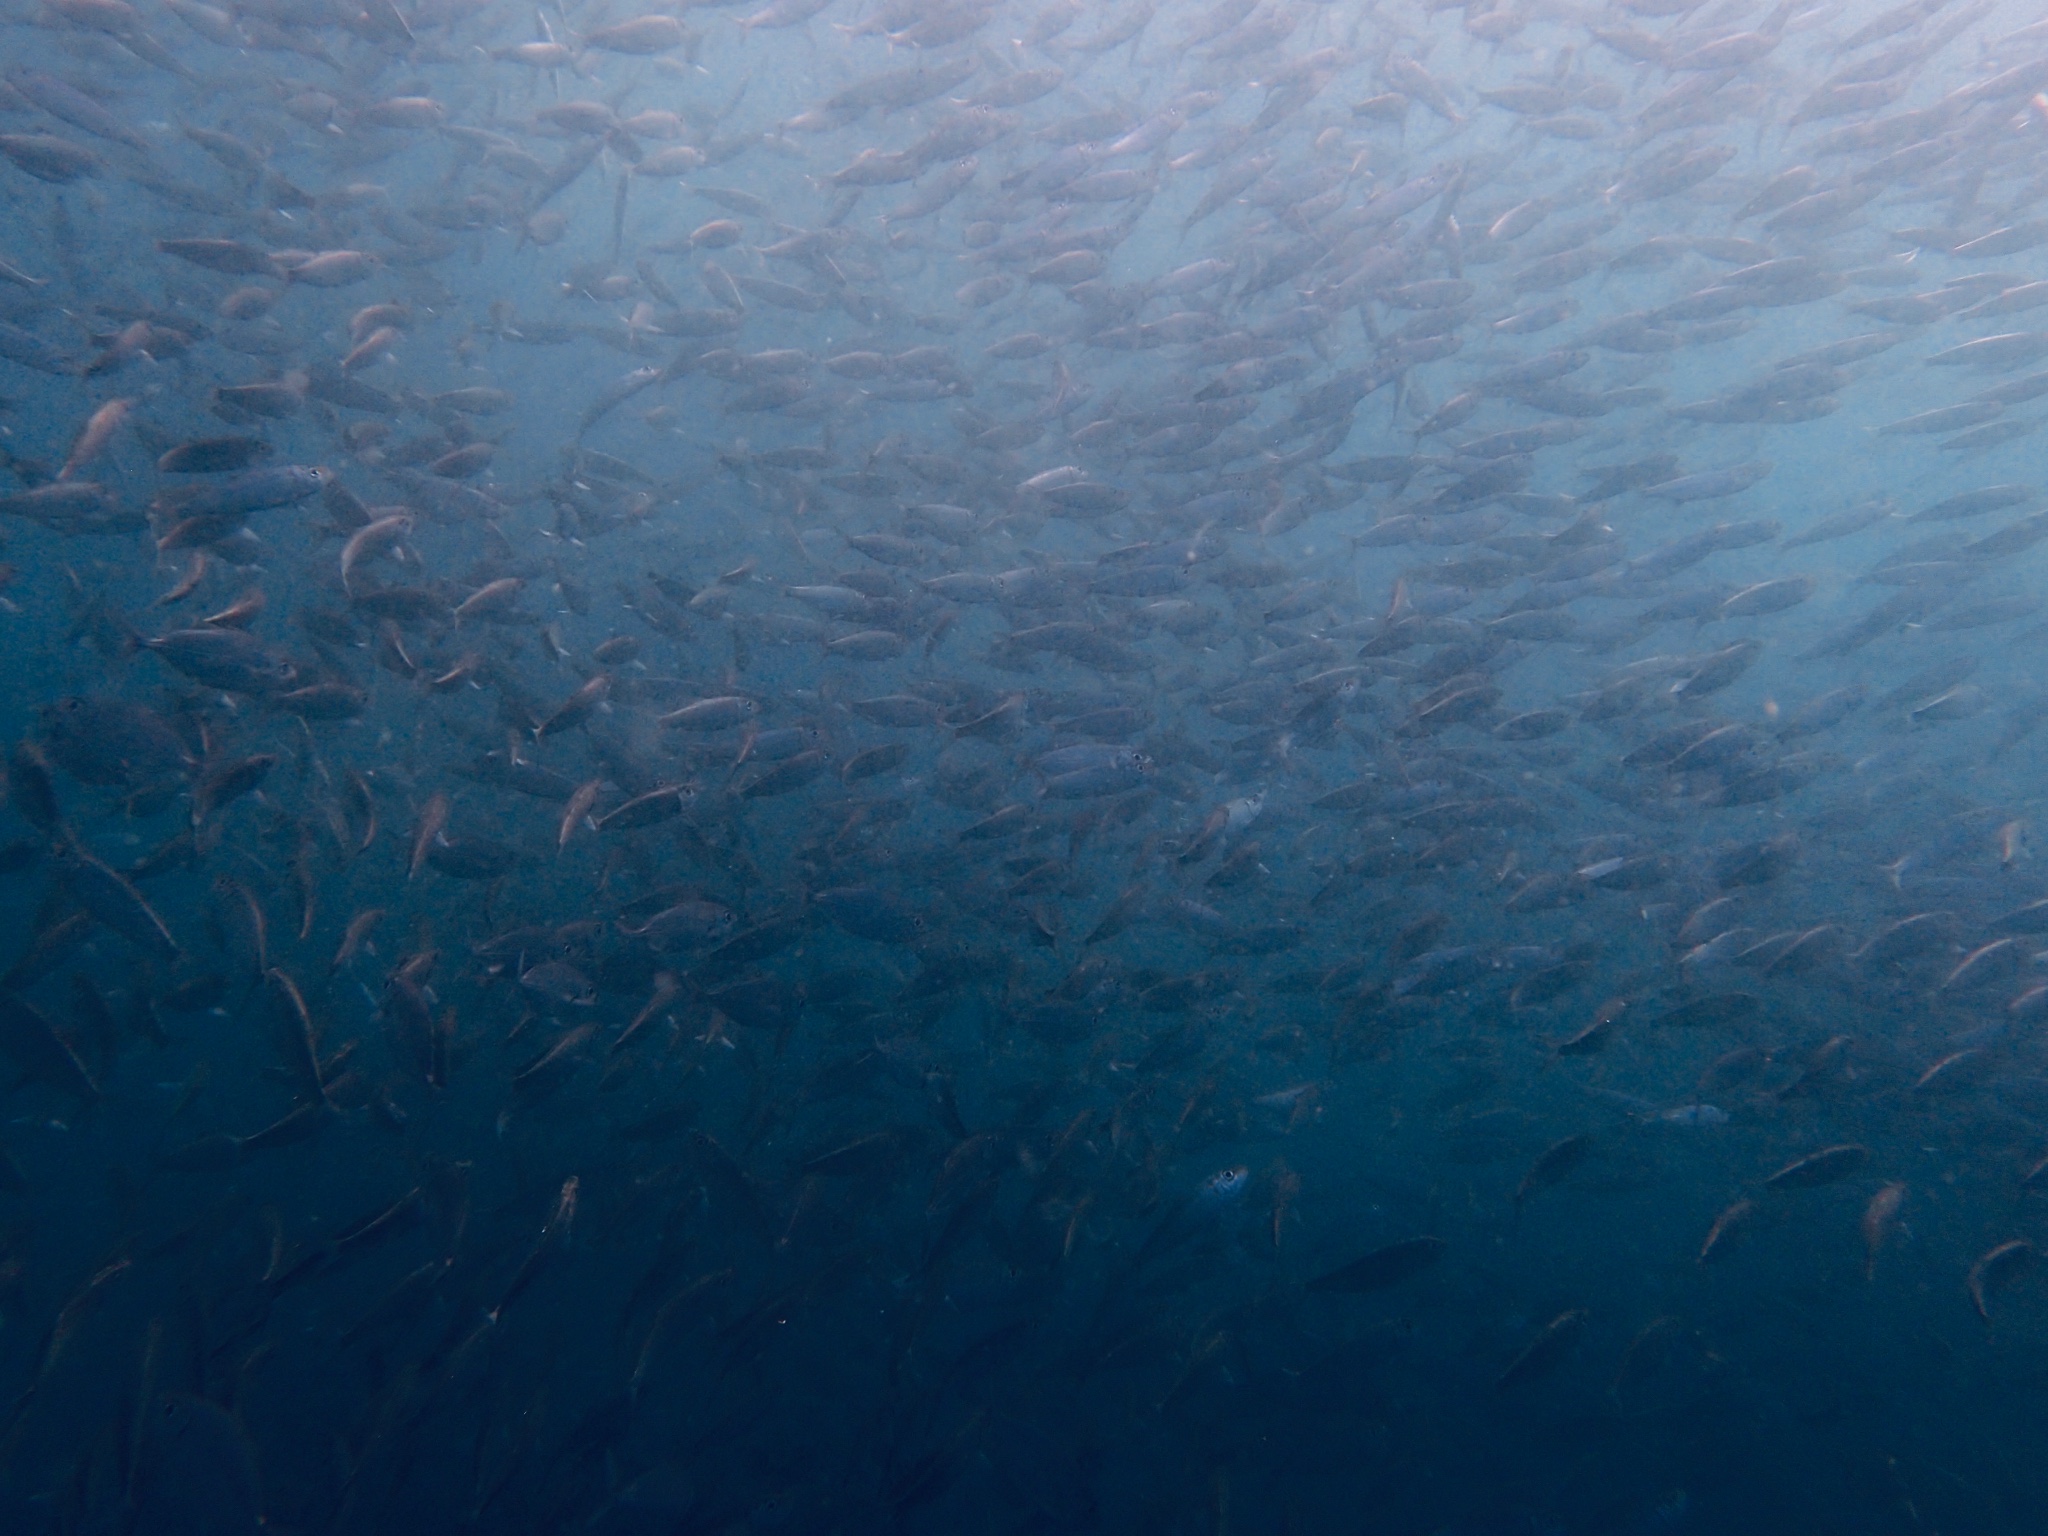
1765,1145,1872,1190
143,630,296,693
1307,1236,1447,1293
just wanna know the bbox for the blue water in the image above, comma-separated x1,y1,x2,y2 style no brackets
0,0,2046,1531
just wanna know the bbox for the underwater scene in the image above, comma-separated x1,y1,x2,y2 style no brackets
1,0,2047,1529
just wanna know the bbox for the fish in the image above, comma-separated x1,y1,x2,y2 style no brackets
1764,1145,1872,1190
558,779,601,853
408,792,449,881
1698,1199,1756,1265
1515,1134,1592,1209
1966,1240,2034,1321
1861,1183,1906,1279
53,842,178,962
1496,1309,1588,1391
1305,1236,1447,1293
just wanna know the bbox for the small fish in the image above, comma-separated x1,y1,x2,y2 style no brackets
453,576,525,624
1515,1134,1592,1209
1496,1309,1587,1391
408,792,449,881
1698,1199,1755,1265
1861,1184,1906,1280
1306,1236,1447,1293
56,842,177,962
339,513,412,593
1764,1144,1871,1190
1967,1240,2034,1321
534,674,610,739
1655,1104,1729,1127
330,908,385,974
558,779,601,853
519,960,596,1007
56,398,131,482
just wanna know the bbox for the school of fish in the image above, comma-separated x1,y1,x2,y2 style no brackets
2,0,2048,1529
